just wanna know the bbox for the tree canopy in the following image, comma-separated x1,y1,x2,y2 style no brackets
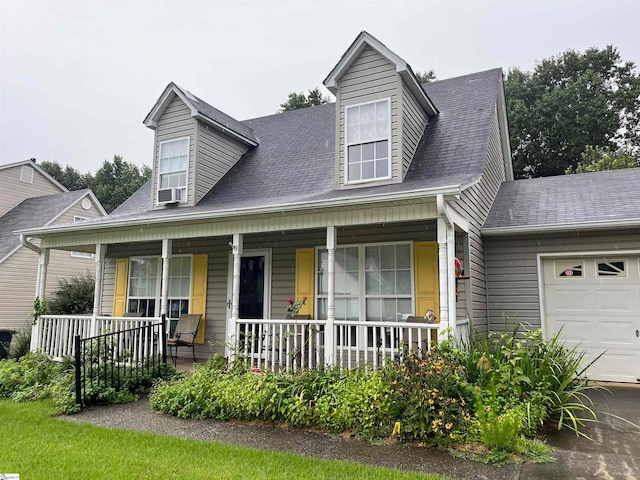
415,70,437,84
505,46,640,178
40,155,151,213
279,87,329,112
565,145,639,174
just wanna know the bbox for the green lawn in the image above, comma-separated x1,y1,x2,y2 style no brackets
0,400,443,479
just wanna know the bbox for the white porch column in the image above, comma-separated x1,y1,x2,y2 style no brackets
325,226,336,366
160,239,172,317
92,244,105,315
436,218,450,334
36,248,50,301
447,225,457,334
229,233,243,360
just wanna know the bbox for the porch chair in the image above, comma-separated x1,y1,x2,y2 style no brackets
167,313,202,366
402,310,437,354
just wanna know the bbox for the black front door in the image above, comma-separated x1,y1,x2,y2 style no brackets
239,256,265,319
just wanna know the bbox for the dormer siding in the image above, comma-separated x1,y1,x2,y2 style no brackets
401,83,429,178
335,46,400,189
152,94,196,208
195,121,250,204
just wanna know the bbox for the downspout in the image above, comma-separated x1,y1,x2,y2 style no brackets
20,234,41,255
437,195,457,337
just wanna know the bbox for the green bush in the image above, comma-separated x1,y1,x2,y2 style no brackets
48,273,94,314
0,352,71,402
8,326,32,359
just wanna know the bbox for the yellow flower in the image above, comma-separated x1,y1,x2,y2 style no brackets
428,399,434,405
445,423,453,430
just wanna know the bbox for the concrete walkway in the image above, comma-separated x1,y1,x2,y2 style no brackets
64,381,640,479
522,385,640,479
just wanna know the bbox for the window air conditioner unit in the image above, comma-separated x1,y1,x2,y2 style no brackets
157,187,182,205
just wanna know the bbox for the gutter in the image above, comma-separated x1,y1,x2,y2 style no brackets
482,218,640,236
18,183,467,237
20,234,41,254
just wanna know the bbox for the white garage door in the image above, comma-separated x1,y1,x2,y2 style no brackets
543,256,640,383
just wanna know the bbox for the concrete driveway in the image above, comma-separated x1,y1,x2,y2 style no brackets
521,385,640,479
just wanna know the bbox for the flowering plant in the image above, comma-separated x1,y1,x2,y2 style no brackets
286,296,307,317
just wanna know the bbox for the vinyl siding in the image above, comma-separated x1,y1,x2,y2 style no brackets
194,121,250,203
336,46,400,188
152,94,196,208
0,196,103,330
485,229,640,333
400,84,428,179
97,222,451,358
452,109,506,334
0,165,64,216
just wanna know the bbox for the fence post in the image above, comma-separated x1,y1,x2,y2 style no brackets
89,314,98,337
161,314,167,365
74,335,82,408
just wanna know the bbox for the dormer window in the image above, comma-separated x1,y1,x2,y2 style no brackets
346,98,391,184
157,137,189,204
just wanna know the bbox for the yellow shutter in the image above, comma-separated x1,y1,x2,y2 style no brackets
113,258,129,317
190,254,208,344
295,248,315,318
414,241,439,322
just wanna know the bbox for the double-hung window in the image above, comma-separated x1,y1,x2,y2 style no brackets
158,137,189,202
345,99,391,183
316,242,413,347
127,255,192,333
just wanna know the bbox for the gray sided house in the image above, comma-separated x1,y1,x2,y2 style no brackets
19,32,638,382
0,159,107,331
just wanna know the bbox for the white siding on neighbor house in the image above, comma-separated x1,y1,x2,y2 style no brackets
335,46,401,188
0,197,103,331
400,84,428,179
485,229,640,333
0,165,64,216
194,121,250,204
152,94,196,208
452,109,506,335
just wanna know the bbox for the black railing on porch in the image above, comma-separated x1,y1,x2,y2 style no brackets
74,320,166,408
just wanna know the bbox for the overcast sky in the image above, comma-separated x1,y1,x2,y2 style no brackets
1,0,639,173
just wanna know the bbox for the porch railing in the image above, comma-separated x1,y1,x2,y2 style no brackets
32,315,162,359
235,318,442,372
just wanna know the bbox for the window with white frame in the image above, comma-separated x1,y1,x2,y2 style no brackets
157,137,189,202
71,216,93,258
127,256,192,333
316,242,413,346
345,99,391,183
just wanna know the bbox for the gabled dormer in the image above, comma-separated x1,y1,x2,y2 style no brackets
324,31,438,190
143,83,258,209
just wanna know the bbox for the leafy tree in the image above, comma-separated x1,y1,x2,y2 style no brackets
89,155,152,213
505,46,640,178
566,145,639,174
415,69,437,84
39,161,90,191
39,156,151,213
48,274,94,315
279,87,329,112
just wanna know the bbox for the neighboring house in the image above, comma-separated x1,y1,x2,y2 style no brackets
0,159,107,331
17,32,639,382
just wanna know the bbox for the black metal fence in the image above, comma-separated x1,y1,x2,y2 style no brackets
74,320,166,408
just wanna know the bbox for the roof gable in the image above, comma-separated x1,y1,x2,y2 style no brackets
0,189,100,263
323,31,438,116
0,158,68,192
143,83,258,146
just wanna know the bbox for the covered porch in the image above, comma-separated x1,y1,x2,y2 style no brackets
26,194,473,368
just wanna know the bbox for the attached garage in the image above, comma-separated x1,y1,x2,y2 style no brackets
541,255,640,383
483,169,640,384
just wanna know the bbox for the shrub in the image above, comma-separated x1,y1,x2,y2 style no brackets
48,273,94,314
0,352,71,401
387,348,474,446
8,326,32,359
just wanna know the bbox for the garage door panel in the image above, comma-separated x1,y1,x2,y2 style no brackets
551,288,591,311
543,256,640,383
595,289,635,312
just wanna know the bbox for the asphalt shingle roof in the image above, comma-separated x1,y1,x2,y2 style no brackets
0,190,88,260
106,68,503,223
483,168,640,231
